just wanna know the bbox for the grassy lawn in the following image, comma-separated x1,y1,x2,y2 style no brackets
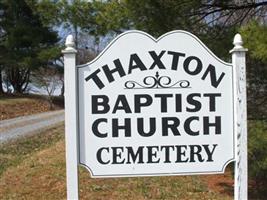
0,124,233,200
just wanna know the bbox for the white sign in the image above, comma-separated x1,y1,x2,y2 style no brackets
76,31,235,177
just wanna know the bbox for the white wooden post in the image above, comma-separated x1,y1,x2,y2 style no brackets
230,33,248,200
62,35,79,200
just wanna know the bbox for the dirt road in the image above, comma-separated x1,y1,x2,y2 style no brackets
0,110,64,143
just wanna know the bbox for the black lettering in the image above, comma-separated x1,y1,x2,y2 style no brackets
134,94,153,113
189,145,204,162
112,95,132,113
161,146,174,163
149,51,166,69
112,118,131,137
137,118,156,137
201,64,225,88
102,59,126,83
186,93,201,112
183,56,203,75
162,117,180,136
147,146,160,163
92,95,110,114
203,93,221,112
111,147,125,164
128,53,147,74
155,94,173,113
168,51,186,70
92,118,107,138
203,116,221,135
96,147,110,164
184,117,199,136
85,69,105,89
175,145,189,163
126,146,144,164
175,94,182,112
203,144,217,162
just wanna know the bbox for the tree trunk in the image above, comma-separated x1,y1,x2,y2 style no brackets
7,67,30,94
48,96,54,110
0,66,4,94
60,83,64,97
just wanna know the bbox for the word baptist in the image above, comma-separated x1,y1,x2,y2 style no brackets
91,93,222,138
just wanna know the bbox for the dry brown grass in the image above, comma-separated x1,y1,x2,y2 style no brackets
0,124,233,200
0,94,63,120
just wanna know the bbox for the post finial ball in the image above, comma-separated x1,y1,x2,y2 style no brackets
65,35,75,48
230,33,247,53
63,34,77,53
233,33,243,49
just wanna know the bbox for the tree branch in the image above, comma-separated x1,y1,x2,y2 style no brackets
201,1,267,11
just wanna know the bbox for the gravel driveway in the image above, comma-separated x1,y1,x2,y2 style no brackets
0,110,64,143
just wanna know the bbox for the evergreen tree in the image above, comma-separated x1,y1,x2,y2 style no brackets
0,0,58,93
240,21,267,120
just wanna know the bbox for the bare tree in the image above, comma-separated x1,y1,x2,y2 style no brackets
32,67,62,110
192,1,267,29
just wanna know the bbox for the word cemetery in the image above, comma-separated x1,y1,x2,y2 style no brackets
63,30,248,200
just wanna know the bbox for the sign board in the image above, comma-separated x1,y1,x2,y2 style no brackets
76,31,235,177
